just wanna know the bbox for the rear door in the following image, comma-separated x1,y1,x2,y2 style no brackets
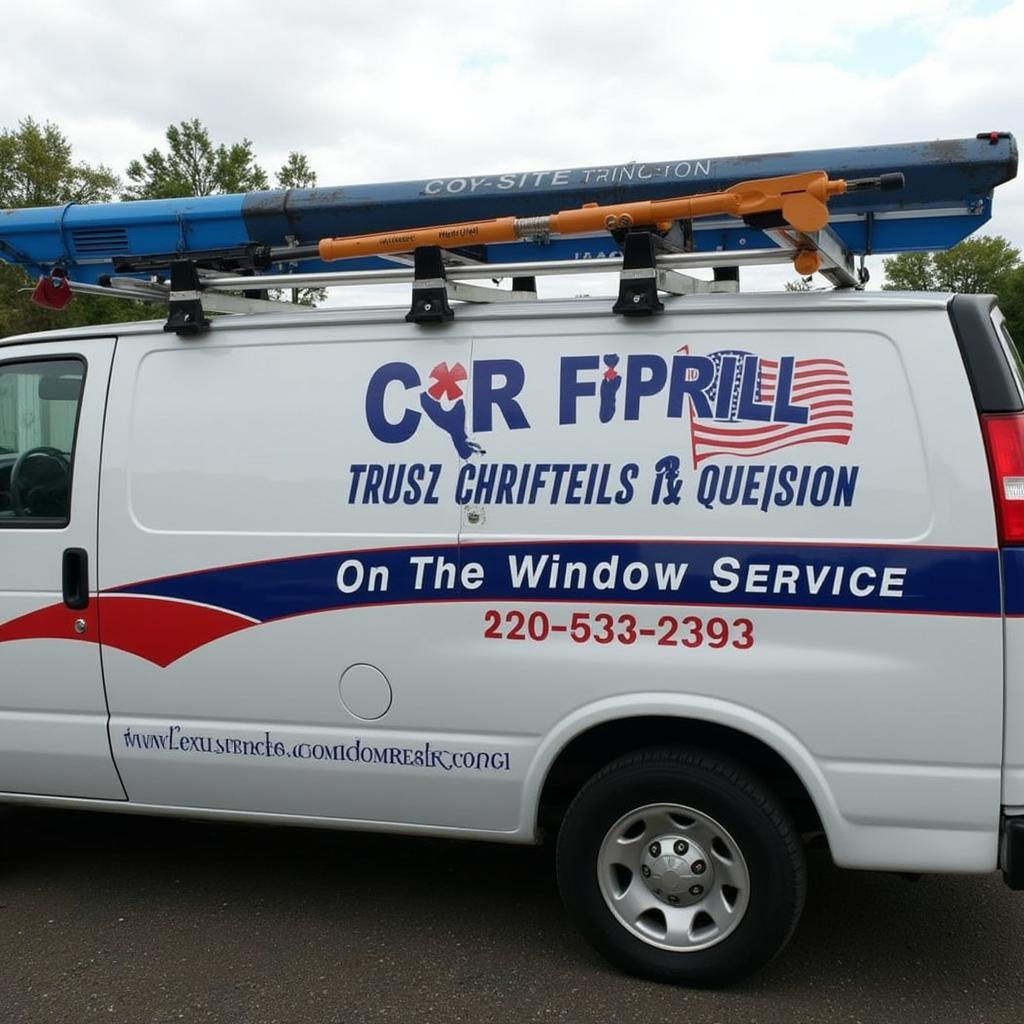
968,300,1024,809
0,339,124,799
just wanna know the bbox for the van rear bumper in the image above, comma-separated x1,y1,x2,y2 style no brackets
1001,815,1024,888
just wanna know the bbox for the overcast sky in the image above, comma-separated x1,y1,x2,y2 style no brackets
1,0,1021,302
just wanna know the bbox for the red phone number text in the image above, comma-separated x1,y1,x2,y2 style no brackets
482,609,754,649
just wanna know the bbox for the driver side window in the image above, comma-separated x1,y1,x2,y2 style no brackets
0,358,84,526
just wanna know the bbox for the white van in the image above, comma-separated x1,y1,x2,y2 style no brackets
1,289,1022,986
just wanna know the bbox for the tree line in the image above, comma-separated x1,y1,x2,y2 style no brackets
2,116,1024,346
0,117,319,336
882,237,1024,345
0,116,316,207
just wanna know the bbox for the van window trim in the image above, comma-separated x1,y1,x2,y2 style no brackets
949,294,1024,414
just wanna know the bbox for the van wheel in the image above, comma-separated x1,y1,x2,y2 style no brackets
556,747,806,987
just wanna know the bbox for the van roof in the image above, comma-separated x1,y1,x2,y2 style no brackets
0,289,957,349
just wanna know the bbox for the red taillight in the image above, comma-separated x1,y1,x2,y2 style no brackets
980,413,1024,544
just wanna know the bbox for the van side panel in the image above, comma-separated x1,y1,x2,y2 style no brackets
95,303,1003,870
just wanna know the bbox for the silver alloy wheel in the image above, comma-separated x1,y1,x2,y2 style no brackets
596,802,751,952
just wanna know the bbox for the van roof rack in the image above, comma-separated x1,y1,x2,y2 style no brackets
1,133,1016,334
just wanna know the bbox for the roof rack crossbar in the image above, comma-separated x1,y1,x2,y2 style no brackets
110,241,812,334
72,276,318,319
194,247,800,292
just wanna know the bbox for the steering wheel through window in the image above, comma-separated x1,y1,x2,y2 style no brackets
9,445,71,518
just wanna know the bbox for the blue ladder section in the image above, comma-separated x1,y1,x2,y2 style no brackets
0,134,1017,285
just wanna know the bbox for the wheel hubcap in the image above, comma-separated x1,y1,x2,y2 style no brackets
641,832,712,906
597,803,750,952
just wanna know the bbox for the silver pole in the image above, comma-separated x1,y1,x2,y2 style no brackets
200,249,791,292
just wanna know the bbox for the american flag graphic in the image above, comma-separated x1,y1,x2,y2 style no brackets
690,350,854,466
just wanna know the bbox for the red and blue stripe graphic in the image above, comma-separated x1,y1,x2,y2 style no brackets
0,540,1005,668
1001,549,1024,617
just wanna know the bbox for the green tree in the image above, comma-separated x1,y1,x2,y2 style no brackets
879,250,934,291
1,119,152,338
0,117,118,208
276,151,317,190
883,235,1024,350
883,236,1020,293
123,118,269,200
997,266,1024,349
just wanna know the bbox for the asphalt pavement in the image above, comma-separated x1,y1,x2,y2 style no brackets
1,805,1022,1023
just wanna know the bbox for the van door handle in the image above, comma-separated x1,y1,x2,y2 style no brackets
62,548,89,610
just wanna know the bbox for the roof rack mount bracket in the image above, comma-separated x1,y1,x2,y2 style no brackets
613,232,665,317
405,246,454,324
163,260,211,337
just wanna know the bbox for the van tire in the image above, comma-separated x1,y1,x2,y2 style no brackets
555,746,806,987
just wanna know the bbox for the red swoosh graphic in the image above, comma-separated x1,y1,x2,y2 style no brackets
100,596,256,667
0,603,98,645
0,597,255,668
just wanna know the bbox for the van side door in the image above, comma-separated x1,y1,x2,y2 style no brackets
0,339,124,799
98,324,479,825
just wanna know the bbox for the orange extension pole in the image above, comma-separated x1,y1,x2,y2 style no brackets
317,170,849,263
